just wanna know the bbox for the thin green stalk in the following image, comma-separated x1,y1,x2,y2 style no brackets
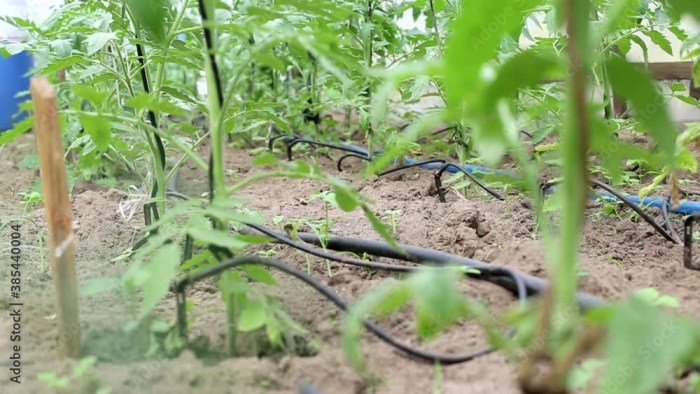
557,0,591,335
364,0,374,159
226,292,237,356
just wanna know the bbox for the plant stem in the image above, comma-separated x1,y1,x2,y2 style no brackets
428,0,443,54
134,31,167,217
364,0,374,159
558,0,591,332
198,0,227,203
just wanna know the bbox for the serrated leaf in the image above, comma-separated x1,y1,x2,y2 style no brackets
599,0,640,38
72,84,109,106
125,0,171,43
85,32,116,56
643,30,673,56
49,39,73,58
127,93,185,117
0,115,33,145
237,300,267,331
78,113,111,151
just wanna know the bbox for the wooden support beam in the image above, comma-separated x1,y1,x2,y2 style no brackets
645,61,694,80
30,76,80,358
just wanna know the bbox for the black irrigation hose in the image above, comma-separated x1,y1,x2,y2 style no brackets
267,135,504,200
244,223,416,272
174,255,511,365
245,224,529,301
589,179,679,244
268,133,300,151
291,231,605,309
336,152,371,171
374,159,504,201
377,159,447,177
285,138,367,161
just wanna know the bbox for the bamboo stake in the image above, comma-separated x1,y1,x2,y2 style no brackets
30,76,80,358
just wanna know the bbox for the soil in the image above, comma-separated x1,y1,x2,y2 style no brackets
0,133,698,394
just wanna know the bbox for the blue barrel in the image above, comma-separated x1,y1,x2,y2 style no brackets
0,51,32,131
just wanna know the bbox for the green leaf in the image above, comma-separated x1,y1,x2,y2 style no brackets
187,226,249,249
0,115,33,145
630,35,649,64
363,206,404,254
49,39,73,58
598,0,640,39
643,30,673,56
237,300,267,332
445,0,545,116
253,152,279,166
78,113,112,151
605,57,677,166
668,82,687,92
125,0,171,43
666,0,700,22
127,93,186,117
601,298,697,394
125,243,180,320
243,265,277,285
85,32,116,56
412,267,470,338
72,84,109,107
333,186,358,212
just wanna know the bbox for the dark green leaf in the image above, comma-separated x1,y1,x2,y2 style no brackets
78,113,112,151
125,0,171,43
333,186,358,212
643,30,673,56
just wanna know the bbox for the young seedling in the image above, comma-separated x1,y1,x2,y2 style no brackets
381,209,402,236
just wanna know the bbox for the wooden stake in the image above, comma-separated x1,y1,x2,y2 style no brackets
30,76,80,358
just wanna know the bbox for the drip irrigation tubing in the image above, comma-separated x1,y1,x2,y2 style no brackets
289,231,604,309
174,255,519,365
270,135,700,217
133,190,605,365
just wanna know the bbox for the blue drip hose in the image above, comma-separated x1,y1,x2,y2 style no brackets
341,143,700,216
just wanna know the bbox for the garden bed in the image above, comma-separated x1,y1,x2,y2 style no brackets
2,133,698,394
